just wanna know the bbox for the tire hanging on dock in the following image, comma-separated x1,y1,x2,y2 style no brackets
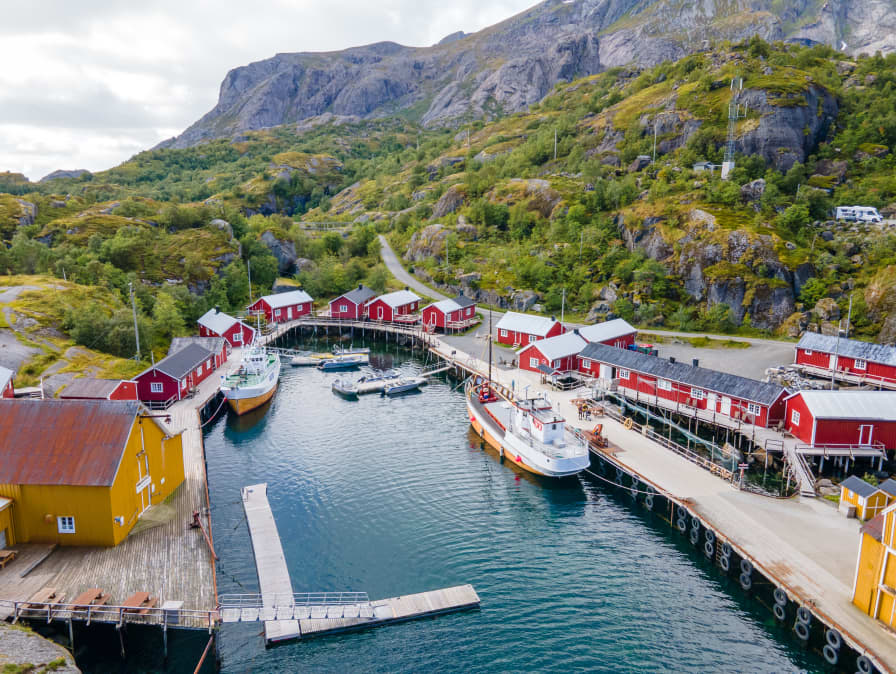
793,621,810,641
773,588,788,606
773,603,786,621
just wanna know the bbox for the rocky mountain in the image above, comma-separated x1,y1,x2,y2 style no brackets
166,0,896,148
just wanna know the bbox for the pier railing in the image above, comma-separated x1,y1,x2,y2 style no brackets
0,599,218,632
219,592,370,610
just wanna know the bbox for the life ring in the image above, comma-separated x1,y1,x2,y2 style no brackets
825,628,842,651
624,417,634,430
773,603,786,621
822,644,839,666
773,588,788,606
794,621,810,641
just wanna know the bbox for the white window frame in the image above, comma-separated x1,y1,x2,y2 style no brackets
233,332,242,343
690,388,704,400
804,349,813,356
791,410,800,425
746,403,761,416
618,369,630,380
340,304,348,312
658,379,672,391
150,382,163,393
581,359,591,370
553,360,561,368
500,329,508,338
197,363,203,374
57,516,76,534
467,308,473,316
274,308,282,318
855,359,867,370
530,357,540,369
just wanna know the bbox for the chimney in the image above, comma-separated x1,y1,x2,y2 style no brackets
358,283,363,290
551,316,556,322
405,286,409,291
669,357,676,364
214,306,220,314
692,358,699,368
573,328,580,336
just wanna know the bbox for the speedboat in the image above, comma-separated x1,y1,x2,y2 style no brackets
382,377,425,396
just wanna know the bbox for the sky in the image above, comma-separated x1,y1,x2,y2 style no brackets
0,0,536,181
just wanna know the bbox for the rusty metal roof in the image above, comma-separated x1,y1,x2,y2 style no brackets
861,513,885,542
59,378,121,399
0,399,141,487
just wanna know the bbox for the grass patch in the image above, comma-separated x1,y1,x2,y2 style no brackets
687,336,751,349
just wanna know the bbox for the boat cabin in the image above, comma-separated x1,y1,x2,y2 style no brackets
510,398,566,446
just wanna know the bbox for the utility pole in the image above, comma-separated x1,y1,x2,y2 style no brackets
554,129,558,161
129,282,141,361
247,258,253,305
653,119,658,163
561,288,566,323
831,319,842,390
845,293,854,339
579,230,584,263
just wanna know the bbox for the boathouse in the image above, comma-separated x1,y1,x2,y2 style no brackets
0,399,185,547
784,390,896,450
518,331,587,374
134,343,217,407
422,295,477,332
60,378,138,401
0,366,14,398
852,500,896,629
248,289,313,324
839,476,890,520
495,312,564,347
578,343,788,427
578,318,637,348
367,289,421,322
198,308,256,348
795,332,896,389
168,336,229,369
329,284,376,320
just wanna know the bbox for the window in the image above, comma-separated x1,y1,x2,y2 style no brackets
791,410,800,425
150,382,163,393
618,369,629,379
804,350,813,356
500,330,507,337
467,308,473,316
233,332,242,343
746,403,761,416
274,309,281,317
855,359,867,370
530,357,540,368
581,359,591,370
197,363,203,374
658,379,672,391
207,359,212,368
57,516,75,534
690,388,704,400
553,360,561,368
340,304,348,312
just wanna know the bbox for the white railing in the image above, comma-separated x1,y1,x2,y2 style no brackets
0,599,217,631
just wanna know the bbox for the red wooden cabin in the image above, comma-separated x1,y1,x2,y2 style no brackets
247,289,313,324
495,312,564,347
134,343,218,408
329,284,376,320
367,289,421,322
60,378,138,401
197,308,256,348
578,318,637,348
785,390,896,450
795,332,896,389
422,295,477,332
518,331,587,374
0,366,14,399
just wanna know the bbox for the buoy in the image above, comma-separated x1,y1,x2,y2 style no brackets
773,603,786,621
822,645,839,666
773,588,787,606
825,628,842,651
794,621,810,641
624,417,634,430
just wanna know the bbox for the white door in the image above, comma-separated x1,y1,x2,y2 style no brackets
706,393,718,412
720,397,732,416
859,425,873,445
287,307,292,319
600,364,612,380
136,453,151,514
829,354,837,369
378,306,384,319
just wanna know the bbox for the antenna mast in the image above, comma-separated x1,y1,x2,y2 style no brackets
488,309,492,385
722,77,746,180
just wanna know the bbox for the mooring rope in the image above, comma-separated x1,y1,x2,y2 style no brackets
199,396,228,428
584,467,671,497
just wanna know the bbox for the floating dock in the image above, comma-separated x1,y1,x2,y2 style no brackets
241,483,299,644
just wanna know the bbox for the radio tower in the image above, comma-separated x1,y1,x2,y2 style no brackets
721,77,746,180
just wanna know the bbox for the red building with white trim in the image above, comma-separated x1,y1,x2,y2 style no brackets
247,289,313,324
785,390,896,449
578,343,788,428
134,343,219,407
795,332,896,389
518,331,587,373
578,318,637,348
0,366,15,398
495,312,564,347
329,285,377,320
422,295,477,332
198,309,256,348
60,378,138,401
168,336,229,370
367,289,421,322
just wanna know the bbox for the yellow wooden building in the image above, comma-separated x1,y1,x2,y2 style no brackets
839,475,890,520
0,399,184,547
852,500,896,629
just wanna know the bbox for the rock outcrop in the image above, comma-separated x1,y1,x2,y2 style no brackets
164,0,896,148
38,169,90,183
405,224,447,262
0,624,80,673
260,230,298,274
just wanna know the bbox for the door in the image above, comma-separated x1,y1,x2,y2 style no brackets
136,452,152,514
377,306,384,319
599,364,612,380
829,354,838,370
0,528,6,549
706,393,717,412
287,307,293,319
859,425,873,445
720,397,732,416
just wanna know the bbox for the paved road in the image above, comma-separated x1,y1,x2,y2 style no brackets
378,236,448,301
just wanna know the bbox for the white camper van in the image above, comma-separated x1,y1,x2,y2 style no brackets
835,206,882,223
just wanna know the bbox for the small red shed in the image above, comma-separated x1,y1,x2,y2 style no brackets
784,390,896,449
795,332,896,389
518,331,587,374
197,308,256,348
578,318,637,348
422,295,477,332
329,284,377,320
0,366,14,399
60,378,138,401
367,289,421,322
247,289,313,324
495,312,564,347
135,343,218,407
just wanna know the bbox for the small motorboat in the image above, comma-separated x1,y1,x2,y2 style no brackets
331,378,359,399
319,353,367,371
333,345,370,356
382,377,425,396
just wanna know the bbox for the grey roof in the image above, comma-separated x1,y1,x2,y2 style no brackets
797,332,896,367
879,478,896,498
453,295,476,308
578,318,637,343
790,390,896,421
60,378,120,399
197,308,238,334
337,285,377,305
140,343,213,381
258,289,312,309
168,336,226,358
578,343,786,406
840,475,880,499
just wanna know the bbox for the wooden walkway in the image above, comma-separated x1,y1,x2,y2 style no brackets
241,483,299,643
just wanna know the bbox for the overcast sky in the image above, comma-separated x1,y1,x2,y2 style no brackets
0,0,535,181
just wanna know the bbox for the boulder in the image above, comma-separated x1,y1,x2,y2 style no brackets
14,199,36,227
820,321,840,336
586,302,612,322
597,284,619,303
210,218,233,239
431,185,465,219
814,297,840,321
405,223,447,262
815,159,848,183
456,222,479,240
459,272,481,288
260,230,298,274
688,208,716,230
740,178,766,204
627,155,651,172
295,258,315,273
510,290,539,312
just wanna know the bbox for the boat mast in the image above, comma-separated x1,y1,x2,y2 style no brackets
488,308,492,385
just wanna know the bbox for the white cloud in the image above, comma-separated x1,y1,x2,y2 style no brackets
0,0,536,181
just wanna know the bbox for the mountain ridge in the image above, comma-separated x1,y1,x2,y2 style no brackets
162,0,896,149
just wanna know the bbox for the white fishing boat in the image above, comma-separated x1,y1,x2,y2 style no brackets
221,345,281,415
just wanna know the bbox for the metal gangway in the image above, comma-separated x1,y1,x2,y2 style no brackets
218,592,374,624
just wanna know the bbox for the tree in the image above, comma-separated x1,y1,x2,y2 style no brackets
152,292,185,343
778,203,810,236
799,277,827,307
224,262,250,309
366,265,389,293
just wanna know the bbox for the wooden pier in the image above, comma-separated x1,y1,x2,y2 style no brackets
241,483,300,644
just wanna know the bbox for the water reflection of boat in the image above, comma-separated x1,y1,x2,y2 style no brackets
221,346,281,415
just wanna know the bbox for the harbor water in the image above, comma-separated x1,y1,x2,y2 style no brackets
204,341,826,672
